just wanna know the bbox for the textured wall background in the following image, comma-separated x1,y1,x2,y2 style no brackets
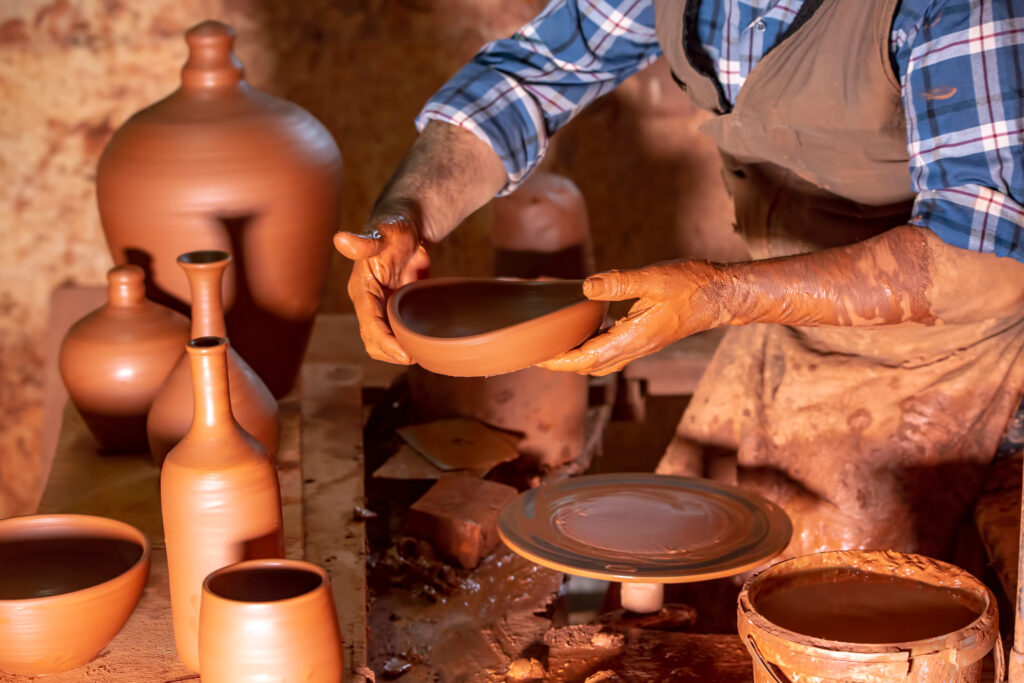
0,0,741,518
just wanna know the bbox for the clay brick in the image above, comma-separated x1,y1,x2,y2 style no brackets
404,473,518,569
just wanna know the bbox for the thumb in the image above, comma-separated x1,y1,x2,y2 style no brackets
334,230,385,261
583,269,648,301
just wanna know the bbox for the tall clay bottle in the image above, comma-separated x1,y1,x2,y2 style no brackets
147,251,279,464
96,20,342,398
59,265,189,452
161,336,284,672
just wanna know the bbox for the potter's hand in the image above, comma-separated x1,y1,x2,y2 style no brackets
336,121,508,364
538,261,725,376
540,226,1024,376
334,211,428,364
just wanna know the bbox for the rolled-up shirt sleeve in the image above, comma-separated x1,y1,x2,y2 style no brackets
898,0,1024,262
416,0,662,194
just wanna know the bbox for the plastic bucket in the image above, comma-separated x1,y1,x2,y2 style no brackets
737,550,1003,683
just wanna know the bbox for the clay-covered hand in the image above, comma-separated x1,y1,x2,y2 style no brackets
334,207,429,364
538,261,726,376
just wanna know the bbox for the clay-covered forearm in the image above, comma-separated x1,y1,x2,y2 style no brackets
709,225,1024,328
372,120,508,243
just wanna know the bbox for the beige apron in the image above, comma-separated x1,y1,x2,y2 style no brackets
653,0,1024,559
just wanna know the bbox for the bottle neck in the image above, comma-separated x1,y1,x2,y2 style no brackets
187,341,234,434
184,265,228,338
107,266,146,307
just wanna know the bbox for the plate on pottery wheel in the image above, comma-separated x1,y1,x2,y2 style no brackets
387,277,607,377
498,473,792,582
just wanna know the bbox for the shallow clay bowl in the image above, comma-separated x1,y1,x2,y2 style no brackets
0,514,151,675
387,277,607,377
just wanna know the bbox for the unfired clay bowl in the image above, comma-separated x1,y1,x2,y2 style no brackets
0,514,150,675
388,278,607,377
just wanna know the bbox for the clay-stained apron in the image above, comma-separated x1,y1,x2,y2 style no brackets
653,0,1024,558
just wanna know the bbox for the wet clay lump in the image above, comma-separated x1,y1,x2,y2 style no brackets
754,567,980,643
0,537,142,600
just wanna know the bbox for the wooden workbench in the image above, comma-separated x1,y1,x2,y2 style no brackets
6,314,388,683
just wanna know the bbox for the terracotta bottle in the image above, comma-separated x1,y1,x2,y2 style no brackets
59,265,189,452
147,251,279,465
199,559,343,682
161,336,284,672
409,172,594,472
96,20,342,398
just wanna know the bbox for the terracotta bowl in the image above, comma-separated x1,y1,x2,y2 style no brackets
388,278,607,377
0,514,151,675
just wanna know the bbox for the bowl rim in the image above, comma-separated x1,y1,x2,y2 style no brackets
202,558,329,606
0,513,151,606
387,276,597,346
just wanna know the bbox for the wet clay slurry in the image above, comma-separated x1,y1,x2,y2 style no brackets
553,489,735,556
738,550,1001,683
0,537,142,599
389,278,607,377
754,568,979,643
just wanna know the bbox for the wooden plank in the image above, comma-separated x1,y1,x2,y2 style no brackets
300,360,369,682
36,402,164,544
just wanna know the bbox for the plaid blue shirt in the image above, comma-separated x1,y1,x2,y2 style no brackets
417,0,1024,263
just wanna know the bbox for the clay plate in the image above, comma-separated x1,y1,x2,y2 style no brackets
387,278,607,377
498,473,792,583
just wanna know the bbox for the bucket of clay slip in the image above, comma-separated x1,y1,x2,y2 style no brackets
737,550,1003,683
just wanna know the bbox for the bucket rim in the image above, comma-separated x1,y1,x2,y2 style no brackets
737,549,998,662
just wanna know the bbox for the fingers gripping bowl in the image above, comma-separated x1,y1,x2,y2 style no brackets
387,278,608,377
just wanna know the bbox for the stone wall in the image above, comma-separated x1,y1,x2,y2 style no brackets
0,0,741,517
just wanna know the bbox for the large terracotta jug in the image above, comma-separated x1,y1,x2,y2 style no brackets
161,336,284,672
96,20,342,398
147,251,279,464
59,265,189,452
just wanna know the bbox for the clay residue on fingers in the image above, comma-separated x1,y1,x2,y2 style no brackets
720,225,936,327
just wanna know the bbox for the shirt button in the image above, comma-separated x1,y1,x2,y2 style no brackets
755,19,767,30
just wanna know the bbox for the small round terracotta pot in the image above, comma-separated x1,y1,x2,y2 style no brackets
388,277,607,377
0,514,150,675
199,559,343,682
59,264,189,452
